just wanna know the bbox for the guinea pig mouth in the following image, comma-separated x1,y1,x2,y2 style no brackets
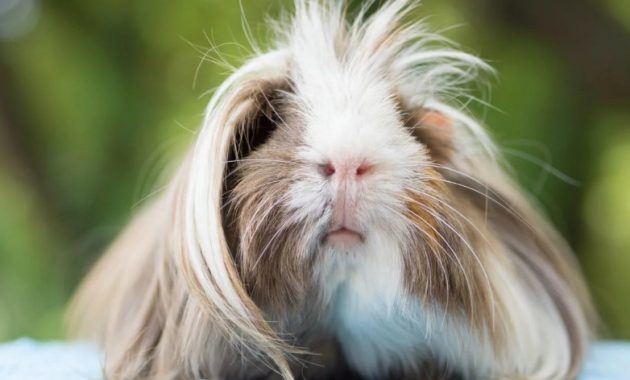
325,227,364,246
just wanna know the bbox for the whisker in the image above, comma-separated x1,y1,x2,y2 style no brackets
403,190,497,329
380,201,461,325
226,158,299,164
403,189,496,327
250,218,291,273
241,194,289,248
417,164,533,229
501,147,580,187
377,203,435,304
403,203,473,327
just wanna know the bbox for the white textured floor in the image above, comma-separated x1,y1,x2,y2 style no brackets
0,338,628,379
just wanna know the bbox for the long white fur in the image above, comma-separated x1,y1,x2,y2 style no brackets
177,48,296,377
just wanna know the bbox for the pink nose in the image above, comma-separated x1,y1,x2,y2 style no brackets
320,159,372,247
319,161,372,178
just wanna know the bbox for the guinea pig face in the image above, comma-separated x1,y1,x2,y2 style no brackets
291,90,426,248
224,70,454,308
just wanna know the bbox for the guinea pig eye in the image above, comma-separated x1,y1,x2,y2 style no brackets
222,79,292,197
229,80,292,162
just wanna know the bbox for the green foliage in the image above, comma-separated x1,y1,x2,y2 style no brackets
0,0,628,341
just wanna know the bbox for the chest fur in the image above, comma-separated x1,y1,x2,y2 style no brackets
311,239,483,379
314,240,429,377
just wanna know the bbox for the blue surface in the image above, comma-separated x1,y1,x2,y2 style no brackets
0,338,629,379
580,342,630,379
0,338,100,380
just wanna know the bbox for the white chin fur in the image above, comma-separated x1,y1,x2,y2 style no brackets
315,231,492,379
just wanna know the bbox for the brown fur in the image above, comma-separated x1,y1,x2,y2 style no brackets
403,172,495,332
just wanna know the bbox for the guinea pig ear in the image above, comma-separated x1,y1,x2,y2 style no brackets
405,106,455,164
173,51,298,378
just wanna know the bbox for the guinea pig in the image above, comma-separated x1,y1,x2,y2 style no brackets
69,1,595,379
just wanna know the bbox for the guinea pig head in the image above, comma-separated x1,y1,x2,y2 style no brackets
218,51,480,319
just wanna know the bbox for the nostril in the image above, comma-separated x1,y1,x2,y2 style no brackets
319,163,336,177
355,163,372,176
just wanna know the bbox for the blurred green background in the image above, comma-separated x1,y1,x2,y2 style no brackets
0,0,629,341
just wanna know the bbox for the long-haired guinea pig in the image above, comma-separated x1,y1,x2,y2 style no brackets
69,1,595,379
